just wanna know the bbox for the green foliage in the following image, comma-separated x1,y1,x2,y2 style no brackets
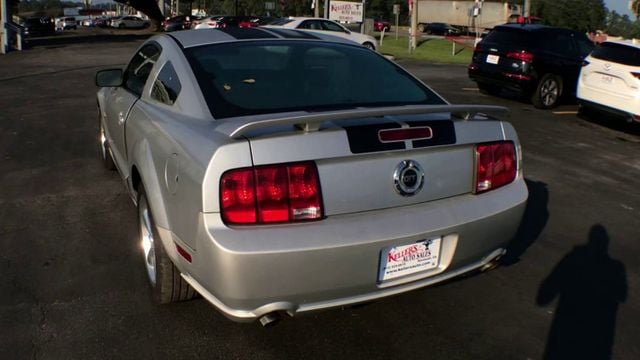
531,0,606,32
379,36,472,64
605,10,640,39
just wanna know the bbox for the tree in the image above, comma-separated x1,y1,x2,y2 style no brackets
531,0,606,32
633,0,640,20
604,10,640,38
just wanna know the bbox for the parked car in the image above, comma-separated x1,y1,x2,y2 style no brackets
55,17,77,31
468,24,594,109
20,17,55,37
95,28,527,325
162,15,193,32
577,40,640,122
374,18,390,32
111,16,150,29
418,22,461,36
93,17,110,28
194,15,258,29
264,17,378,50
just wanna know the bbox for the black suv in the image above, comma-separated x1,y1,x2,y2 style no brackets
468,24,594,108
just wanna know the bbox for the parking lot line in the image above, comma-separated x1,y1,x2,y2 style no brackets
552,111,579,115
462,87,479,91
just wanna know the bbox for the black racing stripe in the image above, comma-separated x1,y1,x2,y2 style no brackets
218,27,278,39
411,120,456,148
344,120,456,154
166,33,185,49
345,123,405,154
264,28,321,40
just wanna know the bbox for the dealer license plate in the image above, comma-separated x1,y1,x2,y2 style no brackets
486,54,500,64
600,74,613,84
378,238,441,282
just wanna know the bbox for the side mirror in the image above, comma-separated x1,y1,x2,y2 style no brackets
96,68,123,87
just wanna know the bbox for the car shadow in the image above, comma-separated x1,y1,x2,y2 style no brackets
501,179,549,266
24,33,153,48
577,108,640,136
536,224,627,360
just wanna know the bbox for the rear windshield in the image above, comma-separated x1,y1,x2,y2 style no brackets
591,42,640,66
483,28,533,48
185,41,445,119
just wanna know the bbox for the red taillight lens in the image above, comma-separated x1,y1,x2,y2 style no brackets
287,164,322,220
221,162,323,225
220,169,257,224
507,51,534,63
475,141,517,194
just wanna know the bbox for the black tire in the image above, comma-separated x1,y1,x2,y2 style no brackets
98,109,116,170
138,187,197,304
118,23,125,29
477,83,501,96
142,22,150,29
363,42,375,51
531,73,562,109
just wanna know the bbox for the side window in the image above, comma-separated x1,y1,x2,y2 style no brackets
545,31,576,57
299,20,321,30
321,21,346,32
575,35,594,58
124,44,161,97
151,62,182,106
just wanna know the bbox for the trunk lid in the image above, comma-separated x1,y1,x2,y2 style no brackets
242,111,506,216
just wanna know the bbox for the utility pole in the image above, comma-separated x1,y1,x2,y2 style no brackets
324,0,329,19
1,0,8,54
313,0,319,18
524,0,530,17
410,0,418,52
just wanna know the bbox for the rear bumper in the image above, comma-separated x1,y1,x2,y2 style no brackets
170,178,528,322
469,67,535,94
577,82,639,121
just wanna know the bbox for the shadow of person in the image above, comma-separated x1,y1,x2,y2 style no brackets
501,179,549,265
537,225,627,360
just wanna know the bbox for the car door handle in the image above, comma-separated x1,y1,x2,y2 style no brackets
118,112,125,125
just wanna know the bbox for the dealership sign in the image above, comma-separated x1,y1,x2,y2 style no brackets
329,1,364,23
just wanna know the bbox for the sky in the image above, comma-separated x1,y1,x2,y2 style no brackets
605,0,634,17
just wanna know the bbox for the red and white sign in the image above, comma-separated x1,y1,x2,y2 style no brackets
329,1,364,23
379,238,441,281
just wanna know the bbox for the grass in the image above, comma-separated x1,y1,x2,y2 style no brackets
378,36,473,64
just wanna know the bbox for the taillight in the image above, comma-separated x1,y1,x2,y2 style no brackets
474,141,517,194
507,51,534,63
220,162,323,225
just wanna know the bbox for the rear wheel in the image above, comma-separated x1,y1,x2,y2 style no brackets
118,23,125,29
531,74,562,109
417,24,425,33
363,42,375,51
138,187,196,304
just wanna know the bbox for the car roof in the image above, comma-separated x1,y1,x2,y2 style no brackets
494,24,558,31
603,39,640,50
167,28,357,48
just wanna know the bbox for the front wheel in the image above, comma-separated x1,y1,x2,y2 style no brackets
363,42,375,51
531,74,562,109
118,23,125,29
138,188,196,304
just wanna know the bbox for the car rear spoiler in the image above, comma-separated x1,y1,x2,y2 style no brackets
215,104,510,139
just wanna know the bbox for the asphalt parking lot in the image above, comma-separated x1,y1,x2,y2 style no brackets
1,35,639,359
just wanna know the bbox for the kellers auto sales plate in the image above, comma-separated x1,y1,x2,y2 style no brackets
378,238,441,282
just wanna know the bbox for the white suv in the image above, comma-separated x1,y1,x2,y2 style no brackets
577,40,640,122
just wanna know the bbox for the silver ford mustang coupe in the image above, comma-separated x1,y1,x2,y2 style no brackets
96,28,528,325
